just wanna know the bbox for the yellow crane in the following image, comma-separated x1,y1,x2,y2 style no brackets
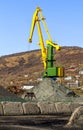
28,7,64,77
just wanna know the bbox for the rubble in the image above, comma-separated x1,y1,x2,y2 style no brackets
31,78,83,102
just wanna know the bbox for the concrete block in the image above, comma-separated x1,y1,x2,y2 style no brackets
22,103,40,114
38,102,57,114
2,102,23,115
0,103,3,115
55,102,71,114
69,103,80,113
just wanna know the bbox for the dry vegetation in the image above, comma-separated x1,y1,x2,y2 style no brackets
0,46,83,88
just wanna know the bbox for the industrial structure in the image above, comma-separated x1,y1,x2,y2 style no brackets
28,7,64,78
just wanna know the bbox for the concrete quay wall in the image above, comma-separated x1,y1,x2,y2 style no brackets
0,102,82,116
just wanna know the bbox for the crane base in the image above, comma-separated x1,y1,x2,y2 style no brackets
44,67,64,77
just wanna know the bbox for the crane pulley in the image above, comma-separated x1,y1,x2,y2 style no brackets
28,7,64,77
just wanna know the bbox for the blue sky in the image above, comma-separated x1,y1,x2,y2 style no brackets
0,0,83,56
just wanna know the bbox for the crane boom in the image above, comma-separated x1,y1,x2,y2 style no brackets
28,7,47,69
39,11,52,41
28,7,64,77
28,7,41,43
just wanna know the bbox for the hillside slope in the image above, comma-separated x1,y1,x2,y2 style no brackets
0,46,83,87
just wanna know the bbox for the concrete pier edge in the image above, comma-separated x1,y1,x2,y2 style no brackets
0,101,83,116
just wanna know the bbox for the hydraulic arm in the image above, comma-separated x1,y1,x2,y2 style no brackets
28,7,64,77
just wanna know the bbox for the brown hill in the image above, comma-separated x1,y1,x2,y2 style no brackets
0,46,83,87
